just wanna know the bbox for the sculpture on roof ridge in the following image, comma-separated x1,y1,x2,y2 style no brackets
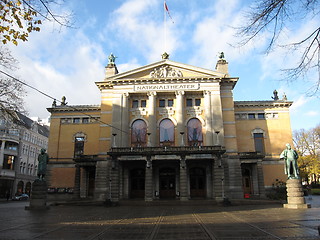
219,52,225,59
162,52,169,59
108,53,117,64
271,90,279,101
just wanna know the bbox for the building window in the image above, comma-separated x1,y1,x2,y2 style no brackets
254,133,265,154
74,137,85,157
73,118,80,124
132,100,139,108
159,99,166,107
159,119,174,146
131,119,147,147
168,99,174,107
3,155,15,170
248,113,255,119
141,100,147,108
187,118,203,146
195,99,201,106
258,113,265,119
82,118,89,123
186,99,193,107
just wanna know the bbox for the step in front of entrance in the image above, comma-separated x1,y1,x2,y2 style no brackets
118,199,218,206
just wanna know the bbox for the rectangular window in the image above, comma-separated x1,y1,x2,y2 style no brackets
248,113,255,119
141,100,147,108
132,100,139,108
73,118,80,123
74,137,85,157
82,118,89,123
159,99,165,107
168,99,174,107
258,113,265,119
186,99,193,107
195,99,201,106
254,133,265,154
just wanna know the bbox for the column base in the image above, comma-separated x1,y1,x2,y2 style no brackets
283,203,311,209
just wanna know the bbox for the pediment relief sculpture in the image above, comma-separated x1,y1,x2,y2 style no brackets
150,66,183,78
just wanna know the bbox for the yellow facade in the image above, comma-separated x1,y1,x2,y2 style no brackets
46,56,293,202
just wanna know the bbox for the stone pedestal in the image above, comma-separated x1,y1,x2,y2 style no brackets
283,179,311,209
25,180,49,210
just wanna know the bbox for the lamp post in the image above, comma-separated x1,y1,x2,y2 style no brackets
180,131,185,146
147,132,151,147
112,133,117,148
215,131,220,146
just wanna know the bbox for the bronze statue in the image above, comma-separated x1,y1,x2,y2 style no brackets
280,143,299,179
37,148,49,181
108,53,117,64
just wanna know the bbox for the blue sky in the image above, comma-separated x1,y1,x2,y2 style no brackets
4,0,319,131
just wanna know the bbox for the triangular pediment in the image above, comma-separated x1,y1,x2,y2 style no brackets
106,60,227,80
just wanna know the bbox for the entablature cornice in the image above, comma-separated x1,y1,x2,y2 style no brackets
234,101,293,108
47,105,101,113
95,77,238,90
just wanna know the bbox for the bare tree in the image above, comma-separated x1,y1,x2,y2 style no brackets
236,0,320,95
0,0,73,45
0,46,26,114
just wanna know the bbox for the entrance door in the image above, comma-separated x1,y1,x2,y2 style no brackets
159,168,176,198
242,168,252,194
190,167,206,198
87,167,95,197
130,169,145,199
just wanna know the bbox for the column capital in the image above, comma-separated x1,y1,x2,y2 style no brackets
147,91,157,97
204,90,211,96
175,90,185,96
123,92,129,97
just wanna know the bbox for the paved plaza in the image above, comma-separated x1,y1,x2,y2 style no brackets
0,197,319,240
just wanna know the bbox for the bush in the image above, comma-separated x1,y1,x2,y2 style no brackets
266,180,287,200
310,189,320,195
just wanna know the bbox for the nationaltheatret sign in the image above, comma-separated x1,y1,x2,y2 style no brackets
134,83,200,92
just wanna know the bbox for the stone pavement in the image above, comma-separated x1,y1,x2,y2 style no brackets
0,196,319,240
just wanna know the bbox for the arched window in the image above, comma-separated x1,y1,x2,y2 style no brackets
131,119,147,147
187,118,203,146
159,119,174,146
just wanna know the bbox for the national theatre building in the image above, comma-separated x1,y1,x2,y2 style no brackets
46,53,293,203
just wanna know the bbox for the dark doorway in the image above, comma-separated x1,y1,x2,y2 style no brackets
242,167,252,194
87,167,95,197
159,168,176,198
190,167,206,198
130,168,145,199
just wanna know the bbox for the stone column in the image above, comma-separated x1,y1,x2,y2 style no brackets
284,179,311,209
0,140,5,167
110,157,119,203
256,160,266,197
179,155,188,201
121,93,129,147
147,92,157,146
73,164,81,200
175,91,185,146
212,155,224,200
204,91,213,145
211,90,224,146
145,156,153,201
111,94,122,147
94,160,109,201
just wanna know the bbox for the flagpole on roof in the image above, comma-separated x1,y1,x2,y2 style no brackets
164,0,167,54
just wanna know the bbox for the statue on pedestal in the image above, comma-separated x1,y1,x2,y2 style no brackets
280,143,299,179
37,148,49,181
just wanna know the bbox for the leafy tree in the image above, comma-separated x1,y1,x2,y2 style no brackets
293,125,320,184
236,0,320,95
0,0,72,45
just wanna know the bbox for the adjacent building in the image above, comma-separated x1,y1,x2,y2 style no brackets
47,54,292,203
0,111,49,199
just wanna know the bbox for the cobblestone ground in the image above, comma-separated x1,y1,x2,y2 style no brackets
0,196,319,240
